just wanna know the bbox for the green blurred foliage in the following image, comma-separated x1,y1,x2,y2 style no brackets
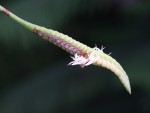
0,0,150,113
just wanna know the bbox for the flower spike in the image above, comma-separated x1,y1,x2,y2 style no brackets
0,5,131,94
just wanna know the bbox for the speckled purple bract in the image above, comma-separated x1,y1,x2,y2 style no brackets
33,29,84,55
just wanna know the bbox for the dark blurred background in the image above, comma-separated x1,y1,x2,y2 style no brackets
0,0,150,113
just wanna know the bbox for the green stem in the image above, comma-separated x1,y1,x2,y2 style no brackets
0,5,37,30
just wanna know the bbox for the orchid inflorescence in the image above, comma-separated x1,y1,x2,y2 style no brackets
0,5,131,94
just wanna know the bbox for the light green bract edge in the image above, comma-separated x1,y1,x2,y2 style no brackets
0,5,131,94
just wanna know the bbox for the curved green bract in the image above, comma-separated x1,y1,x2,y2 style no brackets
0,5,131,94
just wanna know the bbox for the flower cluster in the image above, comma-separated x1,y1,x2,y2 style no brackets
68,46,105,67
